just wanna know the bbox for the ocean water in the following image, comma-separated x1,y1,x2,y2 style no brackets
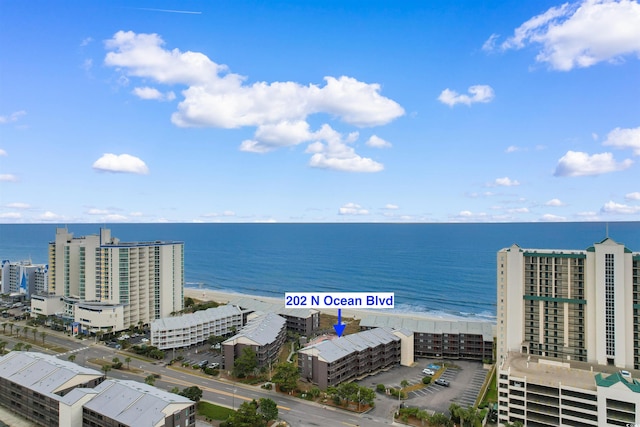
1,222,639,320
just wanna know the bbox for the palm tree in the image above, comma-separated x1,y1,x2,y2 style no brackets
15,326,21,338
8,323,14,336
400,379,409,390
68,354,76,363
125,357,131,370
101,365,111,378
0,340,7,354
13,342,23,351
1,322,7,334
40,331,46,345
24,344,32,352
32,327,38,342
144,375,156,386
23,327,30,339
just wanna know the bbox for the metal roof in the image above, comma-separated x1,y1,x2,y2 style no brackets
151,304,243,331
82,379,193,426
299,327,400,364
223,312,286,346
359,314,494,341
227,296,319,319
0,352,102,399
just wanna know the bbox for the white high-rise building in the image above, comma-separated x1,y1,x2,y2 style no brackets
45,227,184,332
1,259,47,297
497,237,640,426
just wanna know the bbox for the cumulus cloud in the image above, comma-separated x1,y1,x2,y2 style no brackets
625,192,640,200
338,202,369,215
87,208,110,215
0,174,18,182
601,200,640,214
92,153,150,174
491,177,520,187
554,150,633,176
490,0,640,70
545,198,564,206
132,86,176,101
306,125,383,172
438,85,495,107
103,31,403,172
384,204,399,210
39,211,64,221
0,110,26,124
0,212,21,219
0,149,7,156
602,126,640,155
505,145,523,153
366,135,392,148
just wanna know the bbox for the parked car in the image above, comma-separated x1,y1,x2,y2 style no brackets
422,368,435,376
435,379,449,387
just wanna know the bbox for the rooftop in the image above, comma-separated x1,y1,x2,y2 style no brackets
224,312,286,347
228,296,319,319
151,304,243,331
359,314,494,341
299,327,400,364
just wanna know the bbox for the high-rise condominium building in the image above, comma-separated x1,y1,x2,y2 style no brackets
1,260,48,297
497,237,640,426
47,227,184,331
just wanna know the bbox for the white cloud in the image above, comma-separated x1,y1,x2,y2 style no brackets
0,174,18,182
507,207,530,214
80,37,93,47
554,150,633,176
103,31,403,172
92,153,150,175
39,211,63,221
496,0,640,70
601,200,640,214
0,149,7,156
438,85,495,107
338,202,369,215
366,135,392,148
384,204,399,210
306,125,384,172
482,33,500,52
0,212,21,219
132,86,176,101
505,145,522,153
540,213,567,222
576,211,600,220
0,110,26,124
602,126,640,155
625,192,640,200
6,202,30,209
130,211,144,217
545,198,564,206
492,177,520,187
104,214,128,222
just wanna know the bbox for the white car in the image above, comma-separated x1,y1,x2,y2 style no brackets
422,368,435,376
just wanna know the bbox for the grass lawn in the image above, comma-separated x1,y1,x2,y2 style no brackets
198,401,234,421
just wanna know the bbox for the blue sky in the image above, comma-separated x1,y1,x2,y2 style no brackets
1,0,639,223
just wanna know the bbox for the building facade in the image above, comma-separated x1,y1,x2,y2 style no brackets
1,260,48,297
151,305,243,350
298,327,411,389
222,312,287,370
227,296,320,336
497,238,640,426
42,227,184,332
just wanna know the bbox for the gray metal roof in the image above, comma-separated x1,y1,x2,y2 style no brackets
227,296,319,319
359,315,495,341
151,304,243,332
223,312,286,346
0,352,102,399
82,379,193,426
299,327,400,364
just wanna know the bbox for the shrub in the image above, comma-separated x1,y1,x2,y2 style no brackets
422,376,432,385
376,384,386,393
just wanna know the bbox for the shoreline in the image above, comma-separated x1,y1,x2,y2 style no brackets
184,286,495,323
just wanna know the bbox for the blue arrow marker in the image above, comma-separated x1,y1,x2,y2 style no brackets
333,309,346,337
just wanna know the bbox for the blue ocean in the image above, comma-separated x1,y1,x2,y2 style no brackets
1,222,639,320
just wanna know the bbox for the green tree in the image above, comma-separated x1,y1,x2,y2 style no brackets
180,386,203,402
169,386,180,394
0,340,7,353
449,403,461,425
125,356,131,370
429,413,453,427
271,362,299,392
13,342,23,351
221,401,265,427
184,297,195,308
15,326,21,338
144,375,156,386
24,344,32,352
232,347,257,378
358,387,376,406
2,322,7,334
8,323,14,336
32,327,38,342
68,354,76,363
258,397,278,422
101,364,111,378
39,331,46,345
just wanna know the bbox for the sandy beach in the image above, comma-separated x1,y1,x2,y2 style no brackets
184,287,465,322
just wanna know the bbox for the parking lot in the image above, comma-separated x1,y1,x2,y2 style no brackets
355,359,490,418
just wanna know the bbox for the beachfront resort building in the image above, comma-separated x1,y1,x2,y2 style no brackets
227,296,320,336
497,237,640,426
151,305,244,350
359,314,494,362
298,327,413,389
1,259,48,297
34,227,184,333
222,312,287,370
0,351,195,427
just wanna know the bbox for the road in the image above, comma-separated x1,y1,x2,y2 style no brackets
1,323,395,426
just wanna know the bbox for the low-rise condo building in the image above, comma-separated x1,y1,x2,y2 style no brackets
223,312,287,370
227,296,320,336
